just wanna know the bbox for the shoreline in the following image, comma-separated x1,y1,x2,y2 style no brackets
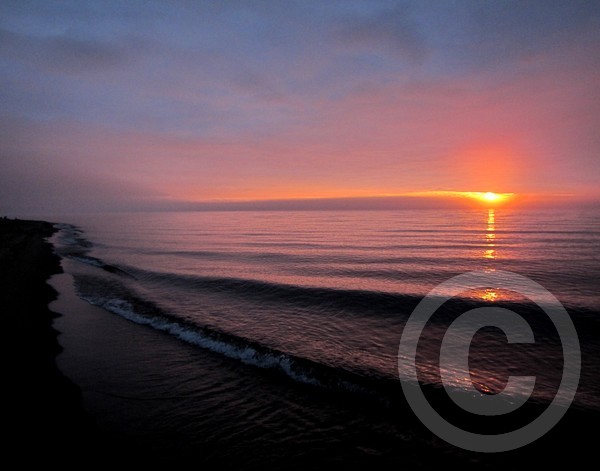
0,218,96,458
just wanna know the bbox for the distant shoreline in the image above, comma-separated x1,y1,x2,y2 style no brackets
0,218,95,459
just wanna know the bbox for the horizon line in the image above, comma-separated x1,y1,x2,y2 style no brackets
4,192,599,217
137,192,600,211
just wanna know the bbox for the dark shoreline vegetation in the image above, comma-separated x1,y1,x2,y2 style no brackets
2,217,598,468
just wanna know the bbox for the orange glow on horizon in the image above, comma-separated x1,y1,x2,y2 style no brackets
454,145,521,194
175,189,517,206
406,190,514,206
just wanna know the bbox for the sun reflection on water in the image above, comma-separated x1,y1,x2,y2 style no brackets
483,209,496,270
484,209,496,261
481,288,499,302
481,209,499,301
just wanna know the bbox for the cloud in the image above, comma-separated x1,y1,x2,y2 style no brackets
0,115,164,214
0,28,128,75
0,151,163,215
459,0,600,68
333,4,428,63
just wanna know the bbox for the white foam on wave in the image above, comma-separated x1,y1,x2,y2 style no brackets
79,293,321,387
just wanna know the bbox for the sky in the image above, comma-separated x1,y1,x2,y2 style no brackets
1,0,599,213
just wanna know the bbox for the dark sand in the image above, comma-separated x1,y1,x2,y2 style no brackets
0,218,96,459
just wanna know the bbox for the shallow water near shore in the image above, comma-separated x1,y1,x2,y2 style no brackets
50,265,450,467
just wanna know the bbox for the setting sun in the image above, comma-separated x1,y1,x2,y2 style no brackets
483,192,501,202
467,191,513,205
